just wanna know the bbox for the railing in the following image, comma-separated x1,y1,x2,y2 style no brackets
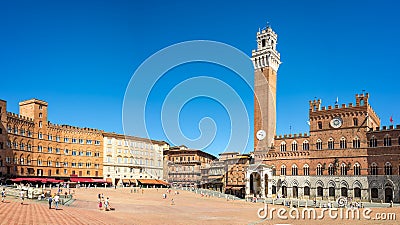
173,186,242,201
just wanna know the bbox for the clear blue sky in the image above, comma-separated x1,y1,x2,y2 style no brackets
1,0,399,156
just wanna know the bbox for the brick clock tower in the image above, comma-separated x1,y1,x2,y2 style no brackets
252,26,281,162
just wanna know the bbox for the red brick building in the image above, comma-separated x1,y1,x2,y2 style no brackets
0,99,103,182
246,25,400,203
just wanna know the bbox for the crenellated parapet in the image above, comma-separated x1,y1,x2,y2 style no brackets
275,133,309,140
369,124,400,132
6,112,34,123
47,122,103,135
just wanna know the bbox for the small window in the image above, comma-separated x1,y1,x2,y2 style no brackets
318,122,322,129
340,137,347,149
316,139,323,150
280,165,286,176
304,186,310,196
302,141,309,150
291,165,298,175
303,164,309,176
384,162,392,175
39,113,43,118
317,187,323,197
370,163,378,175
328,138,334,150
291,142,298,151
384,136,392,146
354,187,361,198
353,118,358,126
354,163,361,175
371,188,378,198
39,105,43,110
328,164,335,175
280,142,287,152
340,163,348,175
316,164,323,175
353,138,360,148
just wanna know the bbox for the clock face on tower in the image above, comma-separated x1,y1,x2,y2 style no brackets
330,117,343,128
256,130,266,140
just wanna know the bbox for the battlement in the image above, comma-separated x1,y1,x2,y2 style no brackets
256,26,277,37
48,122,102,133
310,93,372,113
6,112,34,122
275,133,309,139
369,124,400,132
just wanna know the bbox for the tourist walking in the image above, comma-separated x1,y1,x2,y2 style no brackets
20,190,25,205
98,199,103,210
48,195,53,209
54,194,60,209
104,197,110,211
1,188,5,202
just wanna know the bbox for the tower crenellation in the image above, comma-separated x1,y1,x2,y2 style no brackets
252,26,281,72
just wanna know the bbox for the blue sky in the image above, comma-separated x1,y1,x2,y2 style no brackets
1,0,399,156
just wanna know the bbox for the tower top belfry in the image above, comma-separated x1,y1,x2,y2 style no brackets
251,26,281,72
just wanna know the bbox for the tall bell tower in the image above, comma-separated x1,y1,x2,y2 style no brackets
252,25,281,160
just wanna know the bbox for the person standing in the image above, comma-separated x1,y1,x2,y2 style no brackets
20,190,25,205
1,188,6,202
98,199,103,210
48,195,53,209
54,194,60,210
104,197,109,211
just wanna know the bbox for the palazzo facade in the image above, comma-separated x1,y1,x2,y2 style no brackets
0,99,103,181
246,25,400,203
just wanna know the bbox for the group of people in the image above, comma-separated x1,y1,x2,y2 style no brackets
97,193,111,211
48,194,61,209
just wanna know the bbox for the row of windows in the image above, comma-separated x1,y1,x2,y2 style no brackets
105,156,162,167
279,138,360,152
172,156,197,162
106,138,161,151
274,162,397,176
279,136,400,152
272,186,362,199
107,167,141,173
5,156,99,168
108,148,158,157
369,136,400,147
37,133,101,145
17,168,93,176
7,127,33,137
6,141,101,157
